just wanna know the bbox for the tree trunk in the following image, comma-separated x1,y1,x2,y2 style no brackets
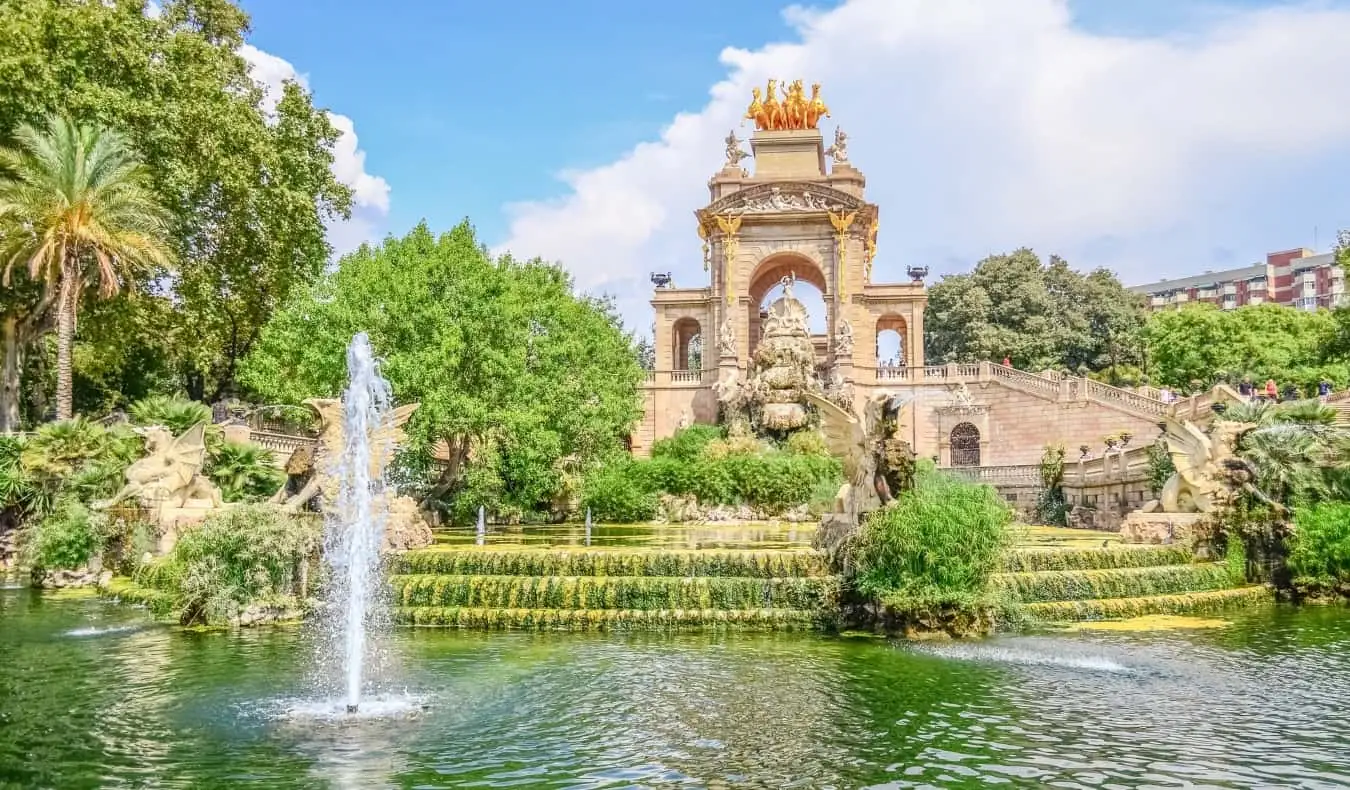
54,260,79,421
0,317,22,433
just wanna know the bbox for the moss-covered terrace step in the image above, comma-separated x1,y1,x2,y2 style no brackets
389,574,837,611
1023,586,1272,621
994,563,1237,603
1001,545,1193,573
393,605,826,631
395,548,828,579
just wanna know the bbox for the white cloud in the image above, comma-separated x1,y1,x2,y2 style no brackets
497,0,1350,333
238,44,390,255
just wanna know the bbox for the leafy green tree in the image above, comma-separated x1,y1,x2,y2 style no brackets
240,221,645,520
0,0,351,422
1143,303,1347,393
924,248,1148,375
0,116,173,420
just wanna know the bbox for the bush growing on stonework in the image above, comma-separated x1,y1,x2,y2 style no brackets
579,460,658,523
650,424,723,463
1035,443,1067,526
136,504,320,626
849,468,1013,612
1286,502,1350,592
20,497,111,571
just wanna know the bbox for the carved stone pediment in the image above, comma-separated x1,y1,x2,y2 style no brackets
704,182,865,216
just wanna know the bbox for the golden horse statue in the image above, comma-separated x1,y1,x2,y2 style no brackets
783,79,807,129
805,82,830,128
744,87,769,130
762,79,784,130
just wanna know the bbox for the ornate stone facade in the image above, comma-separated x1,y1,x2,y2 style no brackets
632,90,1232,485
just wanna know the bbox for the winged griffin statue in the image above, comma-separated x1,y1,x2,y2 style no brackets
801,390,913,523
273,397,433,550
95,423,224,513
1142,418,1262,514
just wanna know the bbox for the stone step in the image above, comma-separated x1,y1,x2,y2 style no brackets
395,548,829,579
1022,586,1271,621
994,563,1237,603
392,606,825,631
389,574,836,611
1001,545,1193,573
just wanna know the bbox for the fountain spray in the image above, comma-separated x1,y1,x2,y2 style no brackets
476,505,486,546
585,507,592,547
323,333,393,715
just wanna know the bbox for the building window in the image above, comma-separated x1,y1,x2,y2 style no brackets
949,422,981,467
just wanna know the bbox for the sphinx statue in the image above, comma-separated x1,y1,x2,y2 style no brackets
275,398,433,551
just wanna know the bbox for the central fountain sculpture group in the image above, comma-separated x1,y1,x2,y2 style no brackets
714,274,914,554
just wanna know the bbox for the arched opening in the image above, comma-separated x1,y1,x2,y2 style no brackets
876,314,907,373
747,254,829,357
950,422,981,467
672,318,703,370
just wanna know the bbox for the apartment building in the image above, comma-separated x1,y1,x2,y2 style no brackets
1131,248,1346,311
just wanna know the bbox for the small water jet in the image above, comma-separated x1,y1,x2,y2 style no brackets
321,332,395,716
585,508,592,546
476,505,486,546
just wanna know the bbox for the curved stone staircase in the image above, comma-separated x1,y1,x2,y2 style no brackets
390,539,1269,631
390,548,838,630
999,543,1267,621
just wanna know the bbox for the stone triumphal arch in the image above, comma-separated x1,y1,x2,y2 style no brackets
635,88,928,452
634,80,1183,494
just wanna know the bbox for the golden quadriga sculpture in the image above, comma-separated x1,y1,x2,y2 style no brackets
274,399,434,551
94,422,227,554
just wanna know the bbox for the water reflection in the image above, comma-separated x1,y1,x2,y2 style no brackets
2,586,1349,788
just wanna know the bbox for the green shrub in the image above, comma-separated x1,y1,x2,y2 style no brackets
650,425,722,463
0,434,36,511
1287,502,1350,586
18,419,142,514
784,429,828,457
128,396,212,435
145,504,319,625
206,441,283,502
1224,531,1249,585
850,469,1013,604
22,497,110,570
580,461,657,523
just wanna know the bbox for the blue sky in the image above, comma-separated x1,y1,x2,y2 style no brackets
238,0,1350,331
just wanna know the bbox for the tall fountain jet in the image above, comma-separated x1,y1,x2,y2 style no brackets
324,333,394,715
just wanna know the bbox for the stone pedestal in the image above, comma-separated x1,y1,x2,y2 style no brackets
1119,511,1206,546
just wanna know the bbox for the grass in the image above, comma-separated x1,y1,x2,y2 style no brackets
994,563,1237,603
389,574,837,611
393,606,826,631
396,548,828,579
1023,587,1272,621
1002,545,1193,572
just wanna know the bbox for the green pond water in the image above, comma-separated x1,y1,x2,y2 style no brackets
2,585,1349,789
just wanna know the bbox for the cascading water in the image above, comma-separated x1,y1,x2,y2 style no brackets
322,332,393,715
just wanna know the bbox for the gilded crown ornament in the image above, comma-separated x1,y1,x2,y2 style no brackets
745,79,830,131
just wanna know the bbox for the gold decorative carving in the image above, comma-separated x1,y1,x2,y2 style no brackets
828,210,857,298
745,79,829,131
864,217,879,280
696,220,710,271
716,214,743,305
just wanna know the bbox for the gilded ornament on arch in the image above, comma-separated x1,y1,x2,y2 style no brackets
828,209,857,299
864,217,879,280
715,214,743,305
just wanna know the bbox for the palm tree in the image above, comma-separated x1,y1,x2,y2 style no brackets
0,115,172,420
